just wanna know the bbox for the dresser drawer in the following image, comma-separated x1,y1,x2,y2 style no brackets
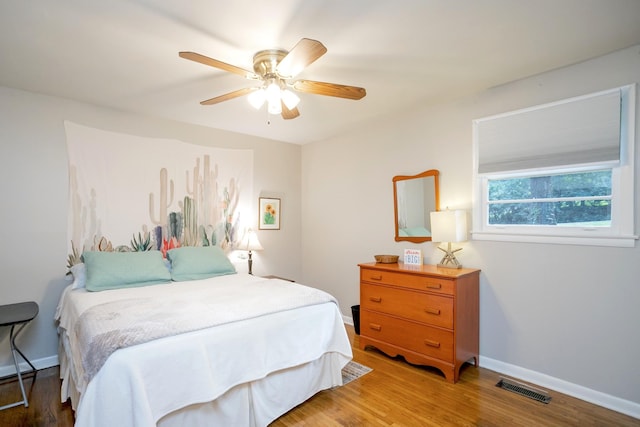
360,268,454,296
361,283,453,329
361,310,453,361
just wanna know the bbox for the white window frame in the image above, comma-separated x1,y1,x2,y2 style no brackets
472,85,637,247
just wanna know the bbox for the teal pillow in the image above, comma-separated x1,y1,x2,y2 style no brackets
83,251,171,292
167,246,237,281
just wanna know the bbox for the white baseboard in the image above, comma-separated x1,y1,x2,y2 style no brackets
480,356,640,420
0,355,59,378
343,315,354,326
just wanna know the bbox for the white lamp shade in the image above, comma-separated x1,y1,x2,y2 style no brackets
281,89,300,110
248,89,266,109
265,83,282,114
267,99,282,114
239,230,263,251
430,210,467,243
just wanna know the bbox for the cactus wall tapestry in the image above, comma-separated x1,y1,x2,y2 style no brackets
64,121,253,262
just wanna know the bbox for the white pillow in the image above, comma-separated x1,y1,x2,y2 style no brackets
70,263,86,289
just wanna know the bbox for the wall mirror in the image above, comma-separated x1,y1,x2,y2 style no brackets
393,169,440,243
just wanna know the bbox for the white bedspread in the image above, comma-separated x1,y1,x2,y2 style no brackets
71,275,336,386
56,274,353,427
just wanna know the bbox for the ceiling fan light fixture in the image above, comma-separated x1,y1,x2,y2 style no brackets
281,89,300,110
249,83,298,114
266,82,280,102
268,99,282,115
248,88,266,109
266,82,282,114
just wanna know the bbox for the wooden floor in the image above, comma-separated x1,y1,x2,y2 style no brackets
0,325,638,426
0,367,74,427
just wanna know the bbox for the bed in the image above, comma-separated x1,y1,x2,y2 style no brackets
55,248,352,427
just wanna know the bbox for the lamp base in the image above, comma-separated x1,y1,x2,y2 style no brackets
437,262,462,269
437,242,463,269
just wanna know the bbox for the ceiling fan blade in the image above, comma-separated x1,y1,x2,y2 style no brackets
292,80,366,100
179,52,258,80
276,38,327,78
200,87,257,105
281,102,300,120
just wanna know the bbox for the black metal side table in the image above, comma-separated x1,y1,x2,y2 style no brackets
0,301,39,410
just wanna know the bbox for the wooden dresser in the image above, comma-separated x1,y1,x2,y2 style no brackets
358,262,480,383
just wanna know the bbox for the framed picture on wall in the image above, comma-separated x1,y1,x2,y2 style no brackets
258,197,281,230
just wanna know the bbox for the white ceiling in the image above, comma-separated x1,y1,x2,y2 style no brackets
2,1,640,144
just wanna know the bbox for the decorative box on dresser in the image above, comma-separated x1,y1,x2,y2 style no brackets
358,262,480,383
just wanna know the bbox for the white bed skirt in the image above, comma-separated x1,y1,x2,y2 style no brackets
159,352,344,426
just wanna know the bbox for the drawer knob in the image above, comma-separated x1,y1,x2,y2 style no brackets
425,307,441,315
369,296,382,303
426,283,442,290
424,339,441,348
370,275,383,281
369,323,382,331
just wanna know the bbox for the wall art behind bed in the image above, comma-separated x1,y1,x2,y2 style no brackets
64,121,253,266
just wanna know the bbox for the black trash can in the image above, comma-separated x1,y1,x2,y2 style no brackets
351,305,360,335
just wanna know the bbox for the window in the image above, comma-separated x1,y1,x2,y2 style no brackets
472,85,636,247
488,169,612,226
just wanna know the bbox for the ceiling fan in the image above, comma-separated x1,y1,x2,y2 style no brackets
179,38,366,120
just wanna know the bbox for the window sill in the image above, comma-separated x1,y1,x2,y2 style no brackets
471,231,638,248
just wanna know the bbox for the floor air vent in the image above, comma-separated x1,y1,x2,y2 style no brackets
496,377,551,404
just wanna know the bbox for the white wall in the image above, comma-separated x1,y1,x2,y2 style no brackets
301,45,640,415
0,86,302,371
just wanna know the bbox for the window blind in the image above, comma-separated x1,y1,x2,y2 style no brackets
475,89,621,174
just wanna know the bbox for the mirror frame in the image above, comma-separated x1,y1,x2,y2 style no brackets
393,169,440,243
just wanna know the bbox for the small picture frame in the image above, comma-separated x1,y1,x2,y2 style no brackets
258,197,281,230
403,249,423,265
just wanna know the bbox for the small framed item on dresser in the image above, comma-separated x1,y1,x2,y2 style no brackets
403,248,422,265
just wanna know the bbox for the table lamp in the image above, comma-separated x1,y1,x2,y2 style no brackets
239,229,263,275
430,210,467,269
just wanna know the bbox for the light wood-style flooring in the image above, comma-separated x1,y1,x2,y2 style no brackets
0,325,638,426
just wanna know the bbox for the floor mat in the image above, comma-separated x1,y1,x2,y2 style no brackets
341,361,372,385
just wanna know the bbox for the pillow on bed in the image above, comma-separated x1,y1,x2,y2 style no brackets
167,246,237,281
83,251,171,292
70,263,86,289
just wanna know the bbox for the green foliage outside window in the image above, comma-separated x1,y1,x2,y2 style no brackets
488,170,612,226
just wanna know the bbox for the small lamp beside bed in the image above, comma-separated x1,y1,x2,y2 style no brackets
239,229,263,275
